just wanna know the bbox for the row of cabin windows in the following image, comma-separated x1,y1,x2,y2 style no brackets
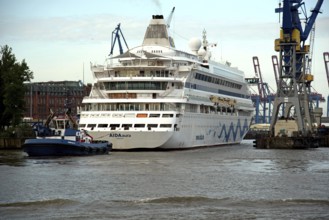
151,50,163,53
79,123,175,129
81,111,177,118
83,102,236,114
195,73,242,90
135,50,163,54
104,82,168,90
83,103,180,112
112,70,172,77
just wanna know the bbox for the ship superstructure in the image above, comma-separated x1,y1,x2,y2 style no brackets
79,14,254,149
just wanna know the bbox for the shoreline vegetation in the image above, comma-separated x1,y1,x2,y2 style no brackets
0,123,35,149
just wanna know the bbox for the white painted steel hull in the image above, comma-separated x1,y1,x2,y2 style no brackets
84,112,251,150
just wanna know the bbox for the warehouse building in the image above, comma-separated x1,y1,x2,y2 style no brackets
24,80,91,120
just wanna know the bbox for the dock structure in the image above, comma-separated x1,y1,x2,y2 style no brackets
245,56,276,124
254,135,320,149
246,56,325,126
254,0,324,149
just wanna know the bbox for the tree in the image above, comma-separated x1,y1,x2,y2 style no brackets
0,45,33,129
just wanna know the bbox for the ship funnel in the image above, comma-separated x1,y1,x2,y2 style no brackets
152,15,164,19
142,15,173,47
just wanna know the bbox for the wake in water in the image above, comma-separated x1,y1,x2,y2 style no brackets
125,196,329,207
0,198,77,207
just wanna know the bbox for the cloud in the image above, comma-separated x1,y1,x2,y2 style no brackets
315,16,329,38
0,14,146,43
152,0,162,13
1,11,327,48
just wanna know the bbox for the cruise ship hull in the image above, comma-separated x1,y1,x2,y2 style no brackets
85,113,251,150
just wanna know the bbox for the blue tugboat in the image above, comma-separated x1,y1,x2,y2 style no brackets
23,109,112,157
23,138,111,157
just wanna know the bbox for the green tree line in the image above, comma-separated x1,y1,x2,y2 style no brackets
0,45,33,130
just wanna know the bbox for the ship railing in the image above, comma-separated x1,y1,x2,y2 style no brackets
82,96,101,99
107,62,168,68
96,75,183,81
80,103,181,112
106,61,180,69
82,95,186,100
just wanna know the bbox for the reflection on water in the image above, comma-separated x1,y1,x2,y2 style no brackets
0,150,27,167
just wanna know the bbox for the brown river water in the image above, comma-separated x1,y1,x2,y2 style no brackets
1,140,329,219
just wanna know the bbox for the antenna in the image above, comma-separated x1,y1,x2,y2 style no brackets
83,62,85,84
166,7,176,48
166,7,175,28
278,1,281,23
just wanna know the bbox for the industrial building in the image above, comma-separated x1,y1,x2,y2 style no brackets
24,81,91,120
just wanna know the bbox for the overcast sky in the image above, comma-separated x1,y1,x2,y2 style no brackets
1,0,329,112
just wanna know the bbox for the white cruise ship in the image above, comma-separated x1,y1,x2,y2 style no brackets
79,14,254,150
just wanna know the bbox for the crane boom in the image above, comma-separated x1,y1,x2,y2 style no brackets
305,24,315,75
271,55,280,88
109,23,129,56
325,52,329,117
302,0,323,41
252,56,264,99
166,7,175,28
324,52,329,88
275,0,323,43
